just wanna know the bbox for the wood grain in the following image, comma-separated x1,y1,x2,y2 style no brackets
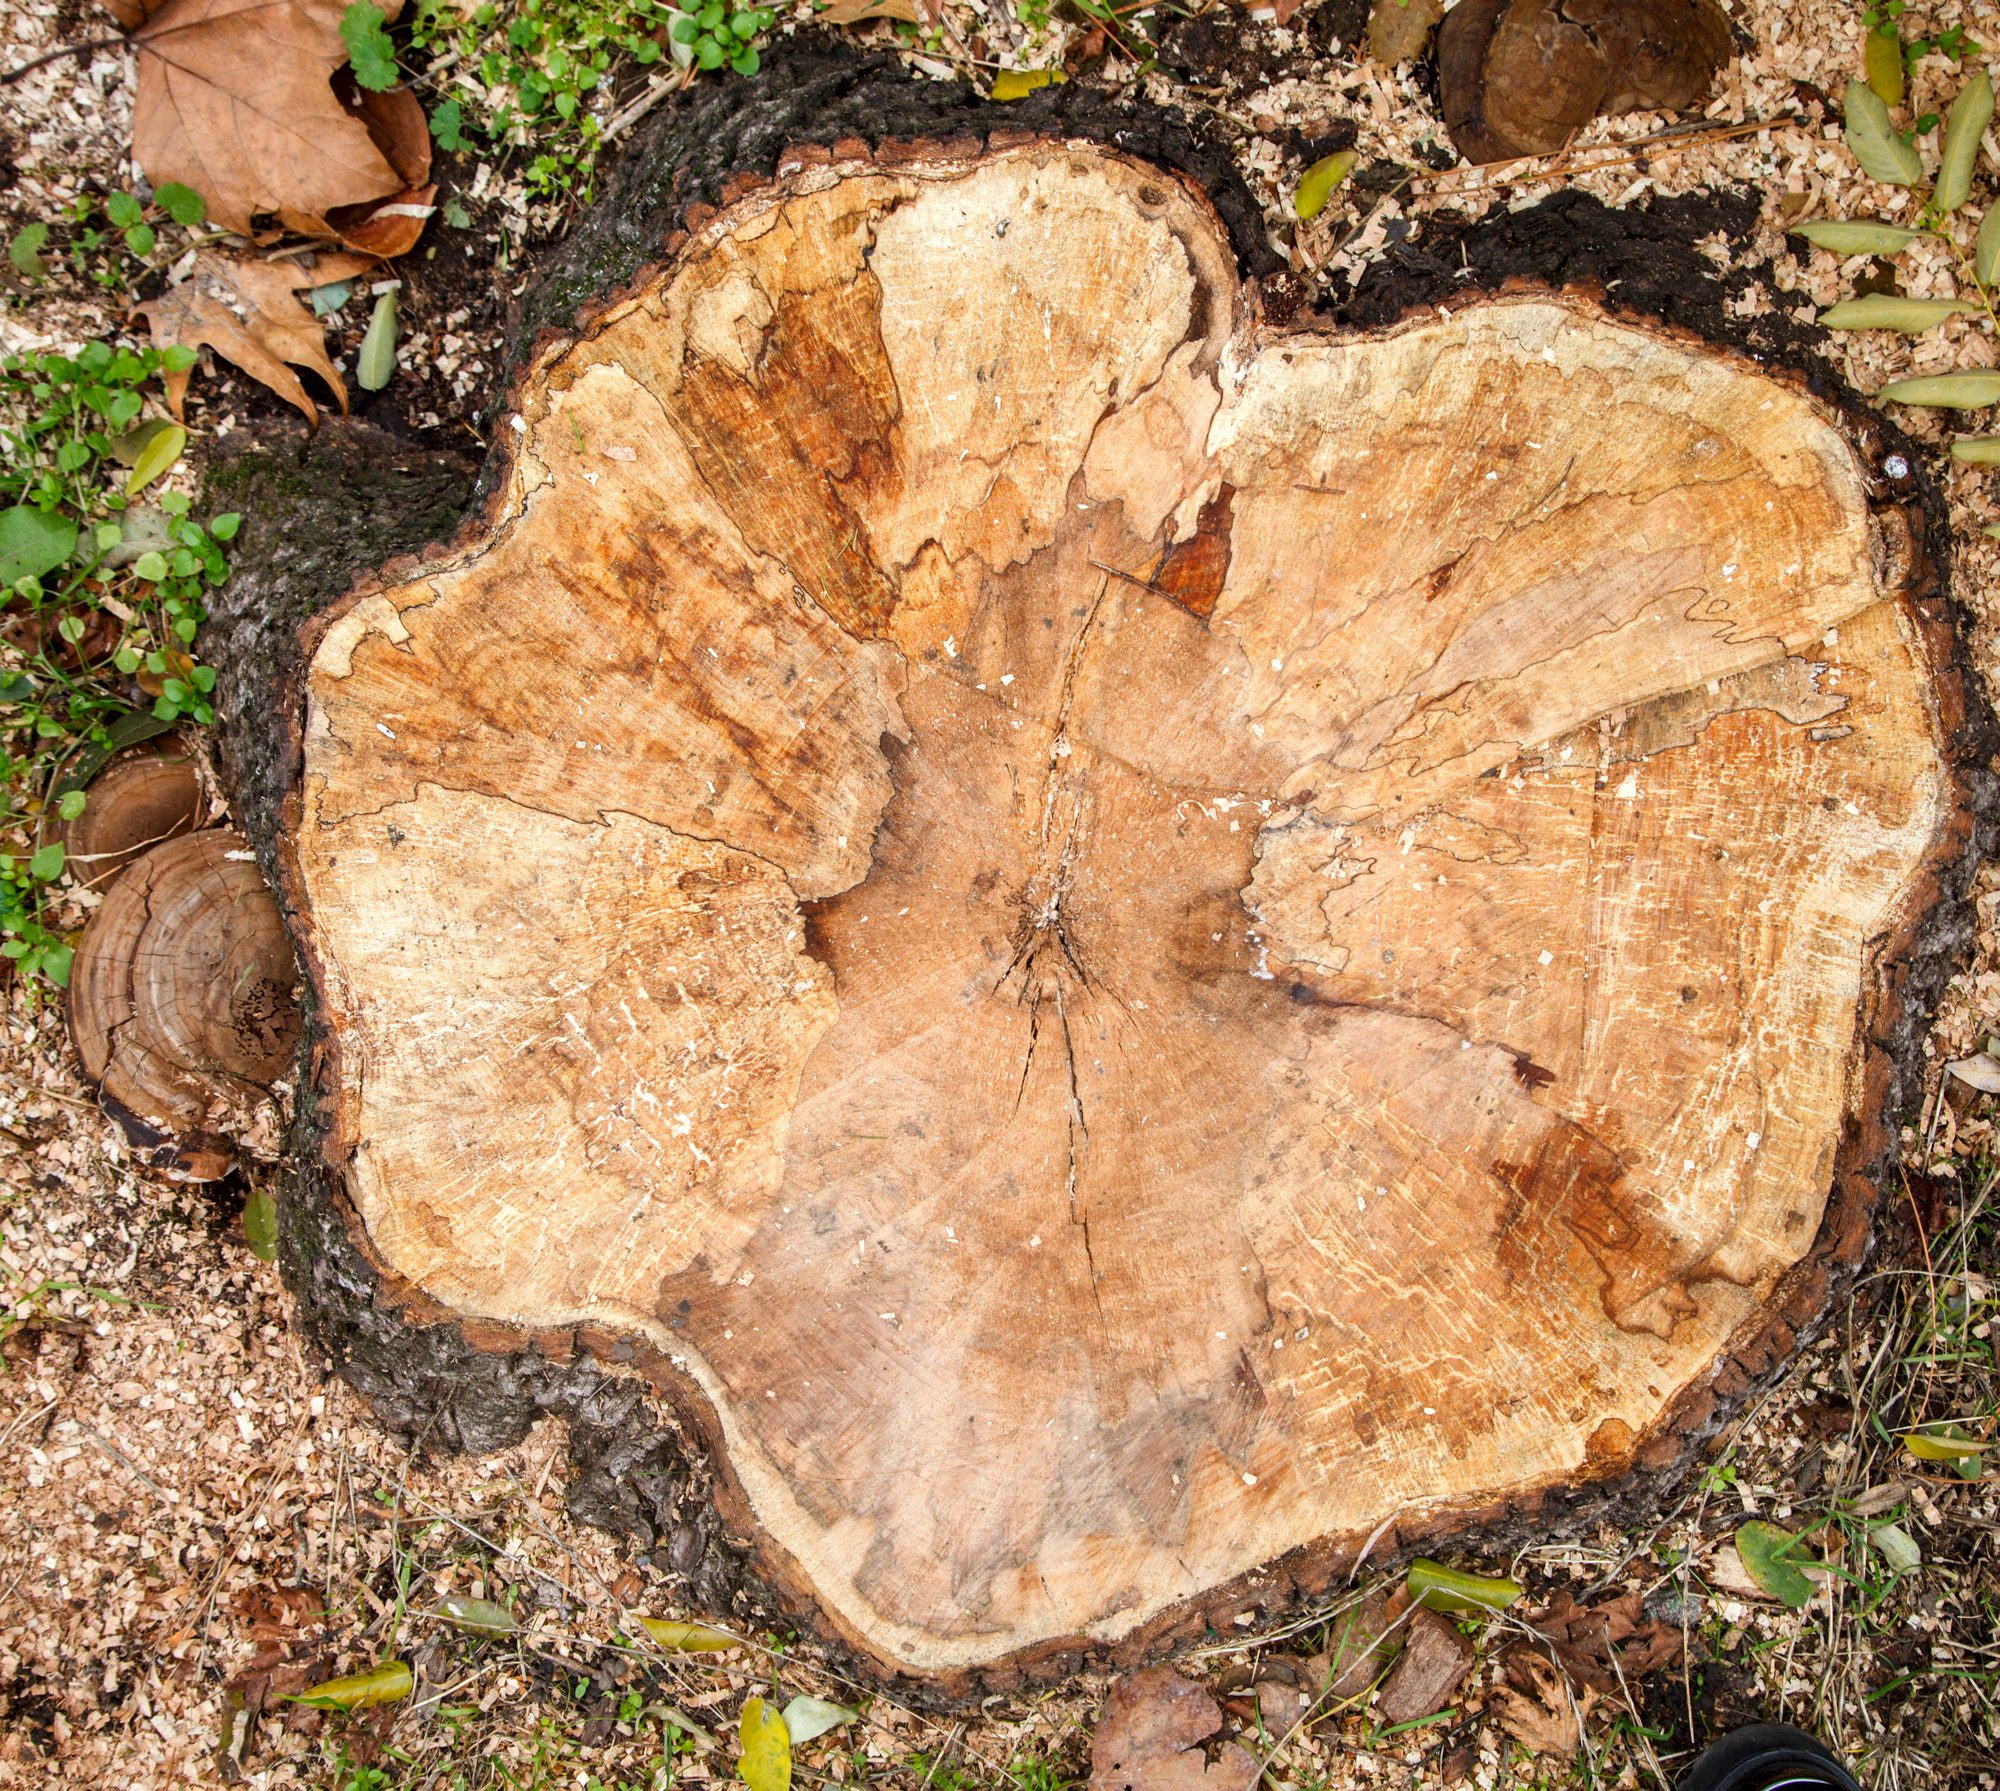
284,142,1958,1676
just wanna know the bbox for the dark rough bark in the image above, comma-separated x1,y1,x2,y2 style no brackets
198,52,2000,1705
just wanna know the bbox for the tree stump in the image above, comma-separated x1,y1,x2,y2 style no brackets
246,121,1989,1688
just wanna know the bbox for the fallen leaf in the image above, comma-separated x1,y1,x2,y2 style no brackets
1936,72,1994,213
1819,295,1977,333
0,507,78,586
1878,371,2000,407
818,0,919,19
1733,1520,1816,1608
287,1659,413,1709
1406,1557,1522,1614
437,1594,516,1636
1373,1608,1473,1726
1977,207,2000,285
1790,219,1917,255
780,1694,856,1745
1843,80,1925,187
1090,1667,1259,1791
1864,24,1905,106
126,0,432,243
135,253,370,423
1953,435,2000,466
1494,1653,1595,1758
242,1184,278,1260
1294,151,1357,223
739,1696,792,1791
1900,1423,1992,1462
991,68,1066,100
125,422,188,497
357,287,399,391
1944,1054,2000,1093
1867,1521,1923,1574
637,1616,740,1651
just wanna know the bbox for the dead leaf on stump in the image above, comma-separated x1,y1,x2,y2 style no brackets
1373,1608,1474,1726
136,252,373,422
1089,1668,1260,1791
118,0,434,249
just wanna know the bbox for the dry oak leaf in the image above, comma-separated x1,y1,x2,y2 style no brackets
135,251,370,422
1090,1668,1260,1791
1495,1652,1598,1758
124,0,431,239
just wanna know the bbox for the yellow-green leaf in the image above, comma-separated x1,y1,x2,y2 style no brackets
1865,26,1905,108
1844,80,1925,187
288,1660,413,1709
1900,1425,1992,1460
124,422,187,497
738,1695,792,1791
1791,219,1917,255
1936,72,1994,213
1820,294,1977,332
1978,207,2000,287
242,1185,278,1261
990,67,1064,101
1879,371,2000,406
438,1594,517,1637
1733,1521,1815,1608
357,288,399,393
1405,1557,1521,1614
1950,435,2000,464
1294,150,1358,223
638,1616,740,1652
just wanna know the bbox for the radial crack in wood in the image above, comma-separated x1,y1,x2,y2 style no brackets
281,141,1967,1680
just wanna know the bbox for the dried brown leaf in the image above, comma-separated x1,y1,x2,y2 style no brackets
818,0,920,21
1495,1654,1596,1758
128,0,431,241
135,253,354,423
1090,1668,1259,1791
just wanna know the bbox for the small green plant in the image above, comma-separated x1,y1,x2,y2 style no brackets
352,0,774,202
7,185,205,293
0,341,235,986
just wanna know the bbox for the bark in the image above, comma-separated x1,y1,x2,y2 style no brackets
202,42,1999,1700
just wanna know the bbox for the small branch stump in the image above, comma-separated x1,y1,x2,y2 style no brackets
267,138,1982,1683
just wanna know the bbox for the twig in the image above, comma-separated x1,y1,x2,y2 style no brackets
0,37,126,85
75,1418,175,1504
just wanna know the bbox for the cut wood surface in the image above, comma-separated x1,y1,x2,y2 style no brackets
282,141,1965,1678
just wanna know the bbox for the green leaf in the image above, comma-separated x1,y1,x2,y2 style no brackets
9,221,50,279
1936,71,1994,212
729,44,758,74
694,35,725,67
106,192,145,228
242,1185,279,1260
288,1660,413,1709
1820,294,1978,332
1405,1557,1522,1614
28,843,65,882
430,97,470,152
57,790,87,822
1980,207,2000,286
341,0,401,91
1733,1520,1816,1608
0,507,78,585
779,1696,856,1745
154,183,206,226
124,223,157,258
125,422,187,497
42,942,73,987
1950,434,2000,463
1790,218,1918,255
638,1616,740,1651
1879,370,2000,406
1294,150,1358,223
209,512,241,541
357,289,399,392
438,1594,517,1637
1844,80,1926,186
132,549,171,581
738,1696,791,1791
990,66,1064,99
